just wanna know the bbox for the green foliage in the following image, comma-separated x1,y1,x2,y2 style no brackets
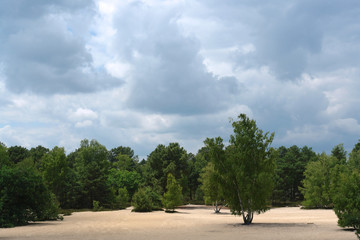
332,170,360,239
40,147,77,208
0,165,59,227
273,145,318,203
112,154,137,171
147,143,188,193
186,152,208,201
74,139,111,208
300,153,337,208
205,114,275,224
199,162,224,211
140,143,203,202
92,200,103,211
108,146,136,164
352,140,360,154
146,187,163,210
348,149,360,171
107,169,142,198
131,186,162,212
329,164,349,203
132,188,153,212
331,144,347,165
116,187,129,209
16,157,37,169
28,145,49,168
162,173,183,212
8,145,29,164
0,142,11,166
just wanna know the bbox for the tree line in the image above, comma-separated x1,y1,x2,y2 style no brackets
0,114,359,238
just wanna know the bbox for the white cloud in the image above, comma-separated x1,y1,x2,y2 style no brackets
75,120,94,128
105,61,132,79
69,108,98,121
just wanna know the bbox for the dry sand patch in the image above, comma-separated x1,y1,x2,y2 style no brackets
0,206,355,240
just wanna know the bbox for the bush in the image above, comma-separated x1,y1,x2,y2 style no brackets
333,170,360,239
92,200,103,211
116,188,129,209
146,187,162,210
0,165,59,227
132,188,153,212
162,174,183,212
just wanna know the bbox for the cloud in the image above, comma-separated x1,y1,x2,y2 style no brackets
69,108,98,121
110,1,242,115
75,120,94,128
69,108,98,128
0,0,122,94
180,1,360,81
1,0,360,157
331,118,360,135
252,0,360,80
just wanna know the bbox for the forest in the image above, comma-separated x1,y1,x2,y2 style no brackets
0,114,359,237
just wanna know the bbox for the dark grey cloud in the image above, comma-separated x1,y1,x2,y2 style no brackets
253,0,360,80
250,84,329,134
0,0,121,94
113,3,241,115
0,0,93,36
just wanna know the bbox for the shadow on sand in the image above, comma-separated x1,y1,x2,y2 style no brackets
176,204,231,215
177,205,213,210
228,222,316,228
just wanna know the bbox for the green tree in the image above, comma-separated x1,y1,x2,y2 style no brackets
205,114,275,224
348,149,360,171
199,162,224,212
300,153,337,208
28,145,49,169
132,188,153,212
116,187,129,209
74,139,111,208
331,144,347,165
329,163,349,203
0,165,59,227
8,146,29,164
273,145,317,203
107,169,142,198
352,140,360,153
39,147,77,208
147,143,188,194
332,170,360,239
112,154,138,171
162,173,183,212
108,146,136,164
186,152,208,201
0,142,11,166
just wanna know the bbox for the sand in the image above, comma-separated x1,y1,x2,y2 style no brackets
1,205,356,240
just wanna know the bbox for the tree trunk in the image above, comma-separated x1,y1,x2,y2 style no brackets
242,211,253,225
214,201,221,213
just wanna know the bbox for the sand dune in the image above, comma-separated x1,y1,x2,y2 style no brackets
1,206,355,240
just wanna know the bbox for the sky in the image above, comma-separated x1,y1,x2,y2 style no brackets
0,0,360,158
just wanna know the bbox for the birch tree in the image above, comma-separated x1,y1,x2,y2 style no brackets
205,114,275,224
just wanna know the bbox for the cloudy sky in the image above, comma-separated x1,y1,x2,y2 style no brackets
1,0,360,157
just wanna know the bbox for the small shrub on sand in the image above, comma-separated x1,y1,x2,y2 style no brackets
132,188,153,212
162,174,183,212
92,200,103,211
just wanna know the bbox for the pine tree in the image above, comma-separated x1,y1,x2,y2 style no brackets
162,173,183,212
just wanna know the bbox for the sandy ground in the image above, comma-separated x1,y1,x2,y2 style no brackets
0,206,356,240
